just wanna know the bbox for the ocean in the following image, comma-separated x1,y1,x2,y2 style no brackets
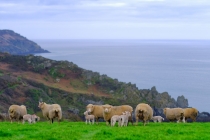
35,39,210,113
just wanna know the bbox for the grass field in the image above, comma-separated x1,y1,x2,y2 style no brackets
0,121,210,140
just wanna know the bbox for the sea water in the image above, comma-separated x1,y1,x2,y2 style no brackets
35,39,210,112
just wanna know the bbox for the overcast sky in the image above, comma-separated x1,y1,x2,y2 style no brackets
1,0,210,39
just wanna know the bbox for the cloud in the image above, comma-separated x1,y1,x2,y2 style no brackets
1,0,210,39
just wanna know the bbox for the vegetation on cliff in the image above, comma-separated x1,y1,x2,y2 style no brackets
0,52,189,120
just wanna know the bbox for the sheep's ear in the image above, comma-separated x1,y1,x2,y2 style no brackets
39,98,43,102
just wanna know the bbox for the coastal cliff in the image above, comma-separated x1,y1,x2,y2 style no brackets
0,52,189,120
0,30,49,55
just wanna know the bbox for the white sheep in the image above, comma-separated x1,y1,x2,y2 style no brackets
22,114,40,124
102,104,133,125
135,103,153,126
8,105,27,123
38,101,62,124
151,116,164,123
163,108,185,123
119,111,131,127
111,115,121,127
84,111,95,124
86,104,104,124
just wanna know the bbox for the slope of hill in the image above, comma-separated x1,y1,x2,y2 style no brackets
0,30,49,55
0,52,189,120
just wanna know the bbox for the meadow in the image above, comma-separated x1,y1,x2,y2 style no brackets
0,121,210,140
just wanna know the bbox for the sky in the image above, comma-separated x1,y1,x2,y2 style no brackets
0,0,210,39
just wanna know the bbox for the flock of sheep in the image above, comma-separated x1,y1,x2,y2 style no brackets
5,101,198,127
7,102,62,124
85,103,198,126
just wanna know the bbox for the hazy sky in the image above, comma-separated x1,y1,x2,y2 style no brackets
1,0,210,39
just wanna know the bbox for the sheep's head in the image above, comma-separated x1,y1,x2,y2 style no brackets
84,111,88,116
9,109,15,117
163,108,168,115
102,105,112,114
86,104,94,113
38,102,45,109
125,111,131,117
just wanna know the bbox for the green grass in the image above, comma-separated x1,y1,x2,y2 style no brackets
0,121,210,140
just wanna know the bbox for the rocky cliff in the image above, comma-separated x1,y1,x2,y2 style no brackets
0,52,190,121
0,30,49,55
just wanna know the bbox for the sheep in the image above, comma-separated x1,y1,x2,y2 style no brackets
86,104,104,124
102,104,133,125
0,113,9,121
22,114,40,124
8,105,27,123
135,103,153,126
183,107,198,122
151,116,164,123
84,111,95,124
163,108,185,123
119,111,131,127
111,115,121,127
38,101,62,124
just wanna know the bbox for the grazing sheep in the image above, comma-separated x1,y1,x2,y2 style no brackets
135,103,153,126
38,102,62,124
111,115,121,127
163,108,185,123
151,116,164,123
184,108,198,122
84,111,95,124
22,114,40,124
119,111,131,127
0,113,9,121
8,105,27,123
86,104,104,124
102,104,133,125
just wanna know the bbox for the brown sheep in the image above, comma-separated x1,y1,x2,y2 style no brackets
38,102,62,124
184,108,198,122
135,103,153,126
8,105,27,123
86,104,104,124
163,108,185,123
102,104,133,125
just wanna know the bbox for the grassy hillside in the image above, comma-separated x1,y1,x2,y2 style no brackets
0,122,209,140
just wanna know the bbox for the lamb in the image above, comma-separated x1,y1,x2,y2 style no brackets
22,114,40,124
111,115,121,127
183,107,198,122
119,111,131,127
135,103,153,126
86,104,104,124
0,113,9,121
38,101,62,124
8,105,27,123
151,116,164,123
84,111,95,124
163,108,185,123
102,104,133,125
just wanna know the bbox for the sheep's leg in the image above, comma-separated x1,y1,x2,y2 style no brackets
51,118,54,124
92,119,95,124
135,116,139,125
85,119,87,124
182,117,185,123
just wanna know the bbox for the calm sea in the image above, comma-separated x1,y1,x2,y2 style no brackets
35,39,210,112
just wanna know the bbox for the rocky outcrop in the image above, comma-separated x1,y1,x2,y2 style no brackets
177,95,188,108
0,30,49,55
